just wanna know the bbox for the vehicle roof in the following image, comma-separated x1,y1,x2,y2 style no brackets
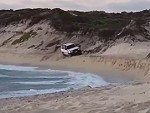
63,43,74,46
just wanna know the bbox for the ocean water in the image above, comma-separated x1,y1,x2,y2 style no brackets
0,64,109,99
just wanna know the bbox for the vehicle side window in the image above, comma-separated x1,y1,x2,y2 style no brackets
66,44,75,49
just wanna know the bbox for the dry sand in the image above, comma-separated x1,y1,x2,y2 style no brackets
102,42,150,59
0,48,150,113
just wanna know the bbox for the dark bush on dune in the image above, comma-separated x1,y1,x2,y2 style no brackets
0,8,149,43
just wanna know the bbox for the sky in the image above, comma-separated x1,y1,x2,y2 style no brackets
0,0,150,12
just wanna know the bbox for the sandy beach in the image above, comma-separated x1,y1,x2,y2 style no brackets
1,83,150,113
0,7,150,113
0,48,150,113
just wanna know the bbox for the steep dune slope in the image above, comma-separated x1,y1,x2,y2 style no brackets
0,8,149,59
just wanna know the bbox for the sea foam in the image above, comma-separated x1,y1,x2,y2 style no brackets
0,64,109,99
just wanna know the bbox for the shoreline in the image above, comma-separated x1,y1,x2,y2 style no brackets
1,82,150,113
0,63,112,100
0,49,147,83
0,59,143,85
0,51,150,112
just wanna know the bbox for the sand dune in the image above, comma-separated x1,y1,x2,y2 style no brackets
102,42,150,59
0,9,150,113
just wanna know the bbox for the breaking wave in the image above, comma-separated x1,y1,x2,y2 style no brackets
0,64,109,99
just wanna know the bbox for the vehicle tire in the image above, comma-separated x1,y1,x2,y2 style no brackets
69,53,72,57
62,52,66,56
78,50,82,55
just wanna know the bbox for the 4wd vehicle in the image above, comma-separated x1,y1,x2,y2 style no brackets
61,43,82,56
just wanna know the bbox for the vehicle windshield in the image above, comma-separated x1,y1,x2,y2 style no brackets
66,44,75,49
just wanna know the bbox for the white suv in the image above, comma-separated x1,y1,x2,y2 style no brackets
61,43,81,56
